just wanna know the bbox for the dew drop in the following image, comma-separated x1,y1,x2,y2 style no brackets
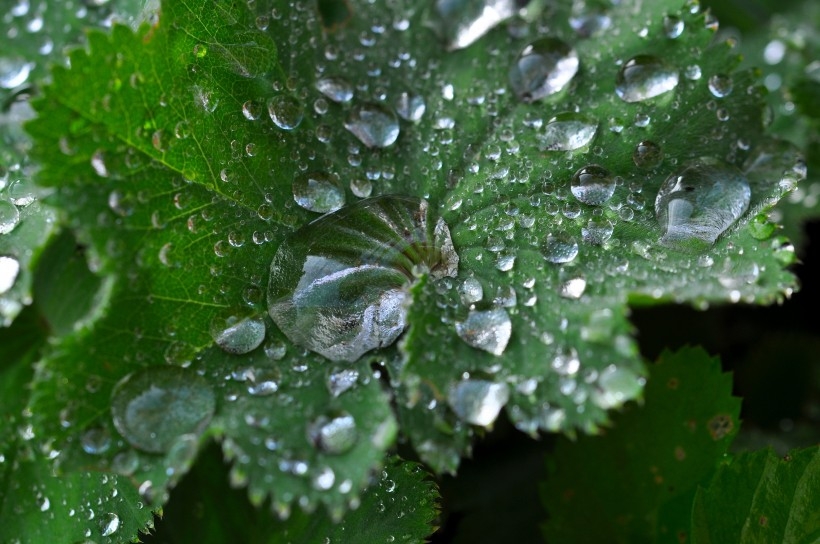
581,217,614,245
268,196,458,362
538,112,597,151
0,256,21,294
448,380,509,426
542,233,579,263
327,368,359,397
8,178,35,206
80,426,111,455
268,95,304,130
571,164,615,205
615,55,679,102
292,171,345,213
509,38,579,102
430,0,518,50
308,413,358,455
455,308,511,356
593,366,644,409
0,201,20,235
241,99,262,120
458,277,483,305
111,366,215,453
559,277,587,299
210,314,266,355
316,76,354,103
395,92,426,122
344,103,399,148
663,15,684,38
100,513,120,537
655,157,750,250
0,57,33,89
632,140,663,169
708,74,733,98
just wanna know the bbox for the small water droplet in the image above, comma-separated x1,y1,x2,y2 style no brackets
615,55,679,102
431,0,518,50
242,99,262,120
210,314,266,354
0,57,33,88
458,277,483,305
455,308,511,356
111,366,215,453
559,277,587,299
8,178,35,206
708,73,733,98
509,38,579,102
662,15,684,38
80,426,111,455
268,196,458,362
538,112,597,151
292,171,346,213
632,140,663,169
327,368,359,397
542,233,579,263
655,158,750,250
100,513,120,536
448,379,509,426
316,76,354,103
0,200,21,234
571,164,615,205
268,95,304,130
593,366,644,409
308,413,358,454
313,466,336,490
395,92,426,121
0,256,21,294
344,103,399,148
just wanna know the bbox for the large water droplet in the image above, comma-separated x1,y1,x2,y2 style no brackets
267,95,304,130
0,57,33,89
542,233,579,263
268,196,458,362
448,379,509,426
316,76,354,103
100,513,120,537
615,55,679,102
0,200,20,234
210,314,266,354
571,164,615,205
430,0,519,50
509,38,579,102
538,112,597,151
0,256,21,294
344,103,399,148
308,413,358,455
455,308,511,356
111,366,215,453
655,158,750,250
292,171,345,213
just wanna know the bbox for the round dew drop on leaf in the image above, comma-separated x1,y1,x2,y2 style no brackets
344,103,400,148
0,200,20,234
655,157,750,250
509,38,579,102
0,256,20,294
292,171,346,213
455,308,512,356
571,164,616,205
267,95,304,130
316,76,354,103
538,112,598,151
210,314,266,355
542,233,579,264
615,55,679,102
110,366,216,453
308,413,358,455
448,380,510,426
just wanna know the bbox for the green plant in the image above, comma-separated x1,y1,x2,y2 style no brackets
1,0,818,542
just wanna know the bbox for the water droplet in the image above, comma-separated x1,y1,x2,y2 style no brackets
448,380,509,426
247,368,280,396
0,57,33,88
458,277,483,305
663,15,684,38
268,196,458,362
571,165,615,205
8,178,35,206
431,0,518,50
313,466,336,490
316,76,354,103
394,92,425,122
632,140,663,169
509,38,579,102
241,99,262,120
267,95,304,130
569,4,612,37
327,368,359,397
542,233,579,263
0,256,21,294
0,200,20,234
344,103,399,148
292,171,346,213
559,277,587,299
80,426,111,455
455,308,511,356
111,449,140,476
308,414,358,454
655,158,750,250
708,74,733,98
593,366,644,409
210,314,266,354
615,55,679,102
581,217,614,245
100,513,120,536
111,366,215,453
538,112,597,151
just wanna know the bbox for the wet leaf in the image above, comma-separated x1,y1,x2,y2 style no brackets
541,347,741,543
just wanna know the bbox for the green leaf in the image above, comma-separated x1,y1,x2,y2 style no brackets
541,346,741,543
691,446,820,544
0,308,154,544
23,0,801,524
145,447,439,544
